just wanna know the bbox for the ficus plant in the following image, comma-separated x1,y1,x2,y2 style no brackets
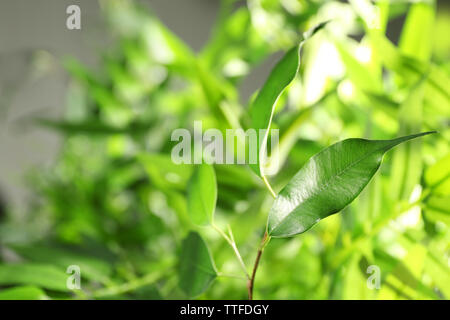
0,0,448,301
178,23,435,300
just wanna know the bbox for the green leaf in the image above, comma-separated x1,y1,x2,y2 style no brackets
370,33,450,103
389,79,425,201
425,152,450,195
334,39,381,93
399,2,435,62
139,153,193,191
0,264,70,292
0,286,48,300
178,231,217,297
11,245,113,284
35,118,155,136
267,132,435,238
249,22,328,176
187,164,217,226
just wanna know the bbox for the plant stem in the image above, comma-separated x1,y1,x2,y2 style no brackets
261,174,277,198
212,223,250,280
92,271,164,298
247,231,270,300
247,168,277,299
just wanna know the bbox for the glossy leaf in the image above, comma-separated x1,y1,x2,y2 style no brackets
267,132,434,238
187,164,217,226
249,22,328,176
178,232,217,297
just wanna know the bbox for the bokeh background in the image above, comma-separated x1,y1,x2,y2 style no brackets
0,0,449,300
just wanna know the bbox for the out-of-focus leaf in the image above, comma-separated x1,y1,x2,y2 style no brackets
399,2,435,62
425,153,450,195
178,232,217,297
380,245,439,299
335,40,381,93
200,7,267,77
0,286,48,300
0,264,70,292
35,118,154,136
187,164,217,226
249,22,328,176
370,33,450,104
11,245,112,284
424,195,450,226
390,79,425,201
267,132,434,237
139,153,193,191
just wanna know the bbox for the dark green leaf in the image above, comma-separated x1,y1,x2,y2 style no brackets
267,132,435,238
178,232,217,297
35,118,155,136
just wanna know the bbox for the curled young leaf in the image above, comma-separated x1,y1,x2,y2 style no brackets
268,132,435,238
249,22,328,177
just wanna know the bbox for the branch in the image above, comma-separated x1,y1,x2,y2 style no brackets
247,231,269,300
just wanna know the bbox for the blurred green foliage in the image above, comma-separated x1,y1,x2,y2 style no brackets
0,0,449,300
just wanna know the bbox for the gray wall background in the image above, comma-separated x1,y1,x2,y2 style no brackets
0,0,222,211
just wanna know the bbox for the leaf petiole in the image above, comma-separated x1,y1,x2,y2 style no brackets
212,223,250,280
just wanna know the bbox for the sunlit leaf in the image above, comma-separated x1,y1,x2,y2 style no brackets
389,79,425,201
425,152,450,195
0,286,48,300
399,2,435,62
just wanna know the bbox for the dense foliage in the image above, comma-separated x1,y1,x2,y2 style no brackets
0,0,449,300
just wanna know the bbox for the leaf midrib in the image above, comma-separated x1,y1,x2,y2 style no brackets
270,141,386,235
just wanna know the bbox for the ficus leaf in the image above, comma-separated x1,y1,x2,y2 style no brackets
187,164,217,226
249,21,328,176
267,132,435,238
178,231,217,297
